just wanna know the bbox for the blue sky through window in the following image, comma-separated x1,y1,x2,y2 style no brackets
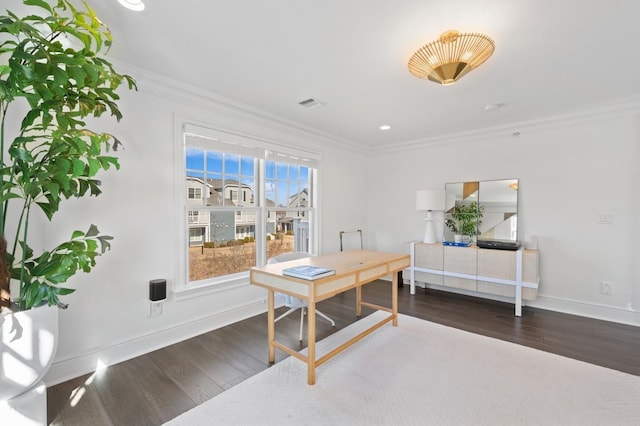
186,148,310,207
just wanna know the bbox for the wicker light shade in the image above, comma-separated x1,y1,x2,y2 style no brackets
408,30,495,85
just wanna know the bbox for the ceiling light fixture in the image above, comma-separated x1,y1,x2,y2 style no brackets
117,0,145,11
408,30,495,85
380,125,391,130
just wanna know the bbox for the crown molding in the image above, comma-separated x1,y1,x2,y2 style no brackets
110,59,640,157
110,59,367,155
373,97,640,155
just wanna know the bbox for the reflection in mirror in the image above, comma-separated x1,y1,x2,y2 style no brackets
477,179,518,242
444,181,481,243
444,179,518,244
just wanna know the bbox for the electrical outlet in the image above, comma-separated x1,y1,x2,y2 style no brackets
601,281,613,295
148,300,164,317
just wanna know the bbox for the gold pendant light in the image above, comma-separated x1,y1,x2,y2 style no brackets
408,30,495,85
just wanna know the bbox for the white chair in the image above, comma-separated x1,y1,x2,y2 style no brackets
267,252,335,341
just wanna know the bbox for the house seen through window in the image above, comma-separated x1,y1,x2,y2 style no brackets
184,127,317,284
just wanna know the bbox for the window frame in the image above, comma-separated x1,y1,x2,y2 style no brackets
174,120,321,299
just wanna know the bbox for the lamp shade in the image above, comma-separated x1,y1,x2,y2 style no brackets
416,190,445,211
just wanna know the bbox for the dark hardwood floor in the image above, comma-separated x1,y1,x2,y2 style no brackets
47,282,640,425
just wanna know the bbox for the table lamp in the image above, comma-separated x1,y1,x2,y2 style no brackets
416,189,445,243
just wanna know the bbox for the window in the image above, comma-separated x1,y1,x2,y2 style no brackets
265,159,313,255
181,124,319,287
188,187,202,199
185,146,257,282
189,227,204,245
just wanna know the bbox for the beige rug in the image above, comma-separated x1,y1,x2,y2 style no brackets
165,311,640,425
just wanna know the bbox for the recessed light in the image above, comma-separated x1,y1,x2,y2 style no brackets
380,125,391,130
117,0,145,11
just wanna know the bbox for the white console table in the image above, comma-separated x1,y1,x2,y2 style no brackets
407,242,539,316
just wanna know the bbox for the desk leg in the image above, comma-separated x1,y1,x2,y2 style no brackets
267,289,275,363
392,270,399,326
307,301,316,385
356,285,362,317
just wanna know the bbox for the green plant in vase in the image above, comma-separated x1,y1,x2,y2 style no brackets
0,0,136,312
445,201,484,242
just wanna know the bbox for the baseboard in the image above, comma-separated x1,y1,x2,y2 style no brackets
402,279,640,327
528,295,640,327
44,298,270,387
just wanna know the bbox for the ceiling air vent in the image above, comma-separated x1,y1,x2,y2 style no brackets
298,98,325,110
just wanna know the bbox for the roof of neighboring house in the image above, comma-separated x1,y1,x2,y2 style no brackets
287,188,309,207
207,178,252,191
187,176,276,207
288,188,308,199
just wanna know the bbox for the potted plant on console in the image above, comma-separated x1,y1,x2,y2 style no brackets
445,201,485,243
0,0,136,416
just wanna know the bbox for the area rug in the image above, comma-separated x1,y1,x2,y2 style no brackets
164,311,640,425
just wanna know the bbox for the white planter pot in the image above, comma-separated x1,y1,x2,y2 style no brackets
0,304,59,401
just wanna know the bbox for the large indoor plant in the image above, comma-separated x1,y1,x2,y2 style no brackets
0,0,135,404
0,0,136,312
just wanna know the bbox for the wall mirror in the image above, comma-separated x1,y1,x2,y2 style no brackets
444,179,518,243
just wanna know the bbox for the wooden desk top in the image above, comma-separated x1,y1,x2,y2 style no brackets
250,250,410,301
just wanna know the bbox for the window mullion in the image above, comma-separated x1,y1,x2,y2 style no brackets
256,157,266,265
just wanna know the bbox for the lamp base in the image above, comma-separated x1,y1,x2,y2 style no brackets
423,216,436,244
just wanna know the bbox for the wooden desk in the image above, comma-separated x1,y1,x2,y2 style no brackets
250,250,410,385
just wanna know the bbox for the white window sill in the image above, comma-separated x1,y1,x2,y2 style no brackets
173,272,251,302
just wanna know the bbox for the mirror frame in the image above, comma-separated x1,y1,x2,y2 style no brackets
444,178,518,244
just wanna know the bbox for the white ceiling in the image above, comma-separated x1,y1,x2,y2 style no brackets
86,0,640,150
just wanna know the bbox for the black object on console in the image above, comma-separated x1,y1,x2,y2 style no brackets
476,240,521,251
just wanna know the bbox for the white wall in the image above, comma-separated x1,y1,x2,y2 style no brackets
633,118,640,312
320,149,369,252
39,71,368,385
367,111,640,326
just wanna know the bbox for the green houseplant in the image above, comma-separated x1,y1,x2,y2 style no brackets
445,201,485,239
0,0,136,312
